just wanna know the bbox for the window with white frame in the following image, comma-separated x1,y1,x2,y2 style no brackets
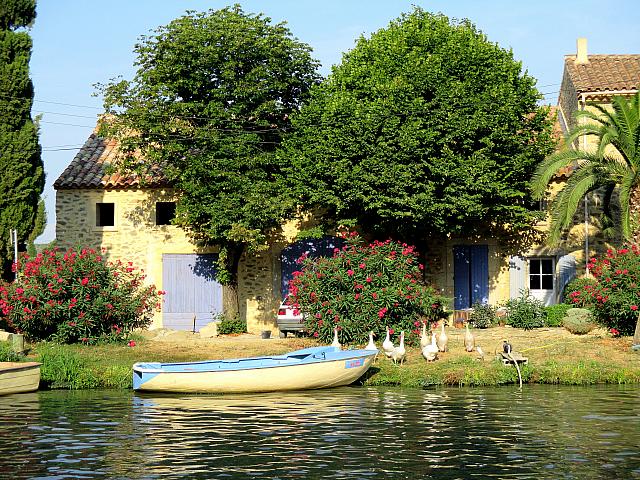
529,258,554,290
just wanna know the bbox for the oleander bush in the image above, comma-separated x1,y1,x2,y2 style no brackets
469,302,497,328
585,247,640,335
564,276,597,308
0,247,162,344
288,232,448,346
503,292,546,330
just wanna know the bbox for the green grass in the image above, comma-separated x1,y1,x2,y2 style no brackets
21,333,640,390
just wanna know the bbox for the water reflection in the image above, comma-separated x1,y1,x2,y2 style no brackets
0,386,639,479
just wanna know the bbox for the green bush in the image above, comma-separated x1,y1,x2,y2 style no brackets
503,293,546,330
0,340,22,362
0,247,162,344
563,308,596,335
217,314,246,335
564,276,597,307
469,302,497,328
289,232,448,346
544,303,572,327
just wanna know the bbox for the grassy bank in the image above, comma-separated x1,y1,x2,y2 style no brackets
5,326,640,390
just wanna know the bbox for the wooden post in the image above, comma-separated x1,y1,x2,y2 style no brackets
11,333,24,354
192,314,197,334
633,313,640,350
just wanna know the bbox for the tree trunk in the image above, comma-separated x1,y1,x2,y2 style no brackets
222,284,239,320
221,244,243,320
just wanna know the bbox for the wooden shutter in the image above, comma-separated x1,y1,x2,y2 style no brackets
509,255,526,299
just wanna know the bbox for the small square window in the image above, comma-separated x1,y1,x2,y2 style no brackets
156,202,176,226
96,203,115,227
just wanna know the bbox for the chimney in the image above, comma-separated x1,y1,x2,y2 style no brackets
576,37,588,64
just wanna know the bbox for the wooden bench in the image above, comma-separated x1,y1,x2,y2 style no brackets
497,352,528,366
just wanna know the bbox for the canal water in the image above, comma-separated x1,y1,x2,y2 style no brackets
1,385,639,479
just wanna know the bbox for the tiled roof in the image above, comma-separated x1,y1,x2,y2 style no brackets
564,54,640,94
54,133,170,189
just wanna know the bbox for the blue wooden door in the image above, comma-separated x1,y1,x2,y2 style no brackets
280,236,345,298
162,254,223,331
453,245,489,309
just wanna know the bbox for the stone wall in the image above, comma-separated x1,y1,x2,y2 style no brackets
55,187,311,334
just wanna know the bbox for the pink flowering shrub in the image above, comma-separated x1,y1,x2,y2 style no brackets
288,232,448,346
0,247,162,344
566,246,640,335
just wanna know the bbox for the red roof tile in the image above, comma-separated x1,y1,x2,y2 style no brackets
53,133,170,189
564,54,640,94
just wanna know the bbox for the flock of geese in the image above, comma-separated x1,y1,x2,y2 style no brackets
331,321,481,365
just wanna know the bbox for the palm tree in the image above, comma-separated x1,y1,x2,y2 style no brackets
531,92,640,245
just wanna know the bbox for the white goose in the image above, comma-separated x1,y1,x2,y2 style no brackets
331,328,341,350
437,322,448,352
420,322,430,350
464,323,475,352
422,332,438,362
365,331,377,351
390,331,406,365
382,327,394,358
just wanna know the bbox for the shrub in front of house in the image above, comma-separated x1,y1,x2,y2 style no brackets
469,302,497,328
584,247,640,335
503,293,546,330
544,303,572,327
562,308,596,334
288,232,448,346
0,247,162,344
216,313,247,335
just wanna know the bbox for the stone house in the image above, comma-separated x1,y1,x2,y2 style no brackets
425,38,640,311
54,39,640,332
54,131,334,335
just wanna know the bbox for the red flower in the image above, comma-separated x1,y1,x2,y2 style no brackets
81,277,89,286
631,305,638,311
128,340,136,347
610,328,620,336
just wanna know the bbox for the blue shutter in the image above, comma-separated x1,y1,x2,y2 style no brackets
162,254,222,331
453,246,470,309
470,245,489,305
509,255,526,299
557,254,577,303
280,236,345,298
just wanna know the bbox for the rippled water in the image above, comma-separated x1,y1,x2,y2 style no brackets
1,385,639,479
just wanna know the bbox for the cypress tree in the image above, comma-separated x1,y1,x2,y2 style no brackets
0,0,44,279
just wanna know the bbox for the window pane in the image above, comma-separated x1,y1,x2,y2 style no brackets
96,203,114,227
541,275,554,290
530,275,541,290
530,259,540,274
541,259,553,274
156,202,176,226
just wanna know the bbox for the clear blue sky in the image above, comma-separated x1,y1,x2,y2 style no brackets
30,0,640,242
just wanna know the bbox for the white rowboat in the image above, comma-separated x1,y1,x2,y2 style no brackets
133,346,376,394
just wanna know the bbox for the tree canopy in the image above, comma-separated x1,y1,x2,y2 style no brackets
282,8,555,246
532,93,640,245
98,5,320,288
0,0,44,279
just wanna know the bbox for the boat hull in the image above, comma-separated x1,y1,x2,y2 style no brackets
0,362,41,396
133,348,375,394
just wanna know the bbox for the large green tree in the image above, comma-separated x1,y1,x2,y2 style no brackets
0,0,44,279
531,93,640,245
282,9,554,248
98,6,320,310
